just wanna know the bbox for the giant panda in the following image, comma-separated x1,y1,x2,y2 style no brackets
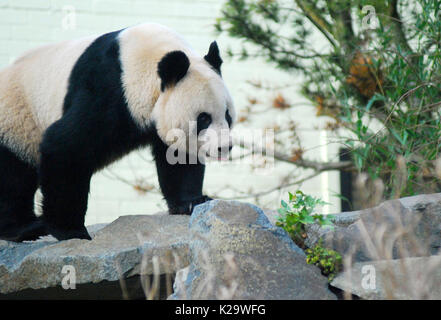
0,23,235,242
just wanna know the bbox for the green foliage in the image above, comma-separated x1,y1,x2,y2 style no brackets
217,0,441,202
276,191,341,279
306,239,342,282
276,191,333,248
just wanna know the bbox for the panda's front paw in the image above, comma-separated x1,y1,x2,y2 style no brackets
193,195,212,208
46,224,92,241
169,195,212,215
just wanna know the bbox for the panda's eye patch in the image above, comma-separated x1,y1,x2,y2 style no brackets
226,109,232,128
197,112,212,135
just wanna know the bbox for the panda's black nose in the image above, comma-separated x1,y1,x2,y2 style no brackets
218,145,233,153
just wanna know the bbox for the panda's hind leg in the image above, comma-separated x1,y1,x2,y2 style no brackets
0,144,47,241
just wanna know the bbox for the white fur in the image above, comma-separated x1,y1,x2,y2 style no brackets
0,36,97,164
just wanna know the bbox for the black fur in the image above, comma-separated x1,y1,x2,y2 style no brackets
226,109,232,128
157,50,190,91
0,30,210,241
150,131,210,215
204,41,222,75
196,112,212,135
0,144,47,241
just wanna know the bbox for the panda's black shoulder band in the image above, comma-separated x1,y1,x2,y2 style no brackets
157,50,190,91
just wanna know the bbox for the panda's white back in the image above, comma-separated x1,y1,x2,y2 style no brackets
0,36,97,163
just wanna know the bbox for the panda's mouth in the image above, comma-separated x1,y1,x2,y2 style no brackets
200,140,233,161
205,150,231,161
205,153,227,161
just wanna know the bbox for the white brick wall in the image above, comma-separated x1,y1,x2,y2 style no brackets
0,0,340,224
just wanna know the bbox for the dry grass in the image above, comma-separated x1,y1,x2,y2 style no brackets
339,190,441,299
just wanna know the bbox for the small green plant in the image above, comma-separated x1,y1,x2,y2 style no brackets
276,190,334,248
306,239,342,282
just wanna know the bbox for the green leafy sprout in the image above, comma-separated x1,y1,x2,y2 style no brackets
276,190,334,248
277,191,343,281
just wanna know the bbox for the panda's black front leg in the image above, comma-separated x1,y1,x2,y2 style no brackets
38,122,93,241
152,136,211,215
39,155,92,240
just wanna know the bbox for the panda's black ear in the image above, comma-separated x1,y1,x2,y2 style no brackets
204,41,222,75
157,50,190,91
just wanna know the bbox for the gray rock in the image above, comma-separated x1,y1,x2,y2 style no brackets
306,193,441,263
331,256,441,299
399,193,441,209
0,215,190,294
330,210,362,226
262,209,280,225
35,223,108,242
171,200,336,300
170,266,190,300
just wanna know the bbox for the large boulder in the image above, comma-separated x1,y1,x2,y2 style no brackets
306,193,441,263
170,200,336,300
331,256,441,299
0,215,190,297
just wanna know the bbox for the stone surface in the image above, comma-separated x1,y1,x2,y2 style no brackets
4,194,438,299
171,200,336,300
262,209,279,225
306,193,441,263
0,215,190,294
331,256,441,299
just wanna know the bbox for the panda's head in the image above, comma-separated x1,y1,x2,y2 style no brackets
152,42,235,162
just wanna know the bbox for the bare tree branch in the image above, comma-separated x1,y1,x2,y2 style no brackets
217,171,323,200
294,0,338,49
237,139,354,172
